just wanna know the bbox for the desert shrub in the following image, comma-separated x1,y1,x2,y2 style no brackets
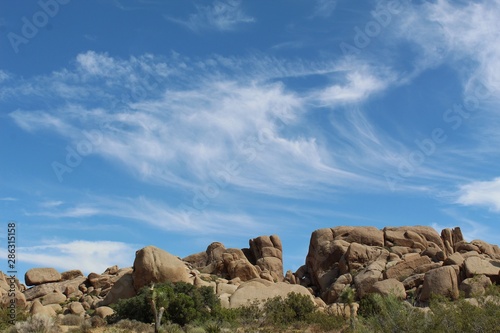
90,315,107,328
112,319,153,332
263,292,315,326
160,322,183,333
110,282,221,327
184,324,206,333
356,294,428,333
60,314,84,326
427,296,500,333
13,314,59,333
0,306,29,331
204,322,222,333
304,311,345,331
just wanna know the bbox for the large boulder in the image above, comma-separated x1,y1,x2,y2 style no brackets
95,306,115,319
460,275,492,298
132,246,190,291
419,266,459,302
384,255,432,281
463,257,500,282
249,235,284,281
384,226,445,251
222,250,260,281
0,290,26,308
25,268,61,286
371,278,406,299
39,291,66,305
60,270,84,281
100,272,136,306
24,276,87,301
354,260,385,299
228,279,313,308
341,243,389,273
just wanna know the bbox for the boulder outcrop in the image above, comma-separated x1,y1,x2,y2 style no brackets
7,225,500,323
133,246,191,291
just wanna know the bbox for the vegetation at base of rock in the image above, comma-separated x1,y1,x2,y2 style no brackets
355,292,500,333
109,281,221,326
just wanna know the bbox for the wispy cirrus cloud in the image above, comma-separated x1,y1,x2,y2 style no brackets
165,0,254,32
456,177,500,212
0,197,17,201
311,0,338,18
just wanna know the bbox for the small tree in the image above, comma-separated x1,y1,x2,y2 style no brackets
150,284,166,333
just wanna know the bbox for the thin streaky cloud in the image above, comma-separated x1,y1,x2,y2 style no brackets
165,0,254,32
0,197,17,201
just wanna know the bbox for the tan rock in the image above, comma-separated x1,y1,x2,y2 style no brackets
384,256,432,281
228,280,313,309
24,276,87,301
414,262,443,274
60,270,84,281
30,300,56,317
371,279,406,299
104,265,119,275
25,268,61,286
249,235,284,281
132,246,190,291
306,233,350,292
384,226,444,251
444,252,464,267
455,241,481,253
69,301,85,315
100,272,136,306
342,243,389,273
39,291,66,305
216,283,238,296
95,306,115,318
0,290,26,308
390,246,411,257
460,275,492,298
183,251,208,268
420,266,459,302
402,274,425,289
354,261,385,298
464,257,500,281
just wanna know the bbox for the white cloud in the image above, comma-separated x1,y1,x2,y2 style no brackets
0,70,9,83
396,0,500,97
0,197,17,201
311,0,338,18
29,206,100,218
39,200,64,208
18,241,136,274
314,62,396,107
456,177,500,212
166,0,254,32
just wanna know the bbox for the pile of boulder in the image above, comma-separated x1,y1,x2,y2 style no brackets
1,226,499,322
295,226,500,306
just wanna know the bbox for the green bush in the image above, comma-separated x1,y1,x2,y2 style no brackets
110,282,221,327
263,292,315,326
355,292,500,333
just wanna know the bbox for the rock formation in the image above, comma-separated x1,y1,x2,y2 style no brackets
297,226,500,305
3,226,499,323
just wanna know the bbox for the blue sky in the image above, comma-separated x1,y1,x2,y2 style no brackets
1,0,500,278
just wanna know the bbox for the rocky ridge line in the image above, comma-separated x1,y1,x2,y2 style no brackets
0,226,499,321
